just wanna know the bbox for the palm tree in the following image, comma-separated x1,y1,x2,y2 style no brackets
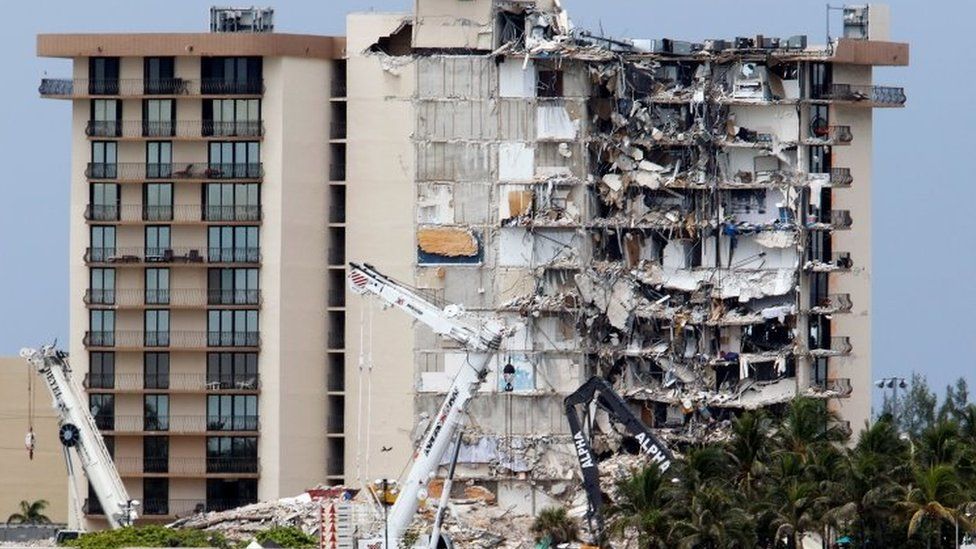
530,506,578,545
6,499,51,524
775,398,848,460
605,464,675,548
672,483,755,549
898,464,972,548
725,411,772,500
765,452,822,549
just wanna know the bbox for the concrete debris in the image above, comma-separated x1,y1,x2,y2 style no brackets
169,492,330,543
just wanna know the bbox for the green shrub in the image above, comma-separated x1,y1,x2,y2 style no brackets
62,525,230,548
530,507,578,544
254,526,317,548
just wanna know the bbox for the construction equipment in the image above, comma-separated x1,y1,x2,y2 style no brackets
564,376,675,545
20,345,138,529
347,263,508,548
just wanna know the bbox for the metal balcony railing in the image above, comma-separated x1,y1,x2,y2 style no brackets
85,120,264,138
85,204,261,223
806,252,853,272
40,78,264,97
809,378,853,398
808,124,853,145
84,247,261,265
809,336,853,356
809,167,853,187
810,293,853,314
83,373,260,391
106,414,258,433
327,414,344,433
84,288,261,307
808,210,853,230
83,330,260,349
85,162,263,180
819,83,906,106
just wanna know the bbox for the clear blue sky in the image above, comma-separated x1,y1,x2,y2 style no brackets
0,1,962,402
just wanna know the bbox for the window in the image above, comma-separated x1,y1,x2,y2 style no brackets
207,395,257,431
536,69,563,98
204,99,260,136
144,394,170,431
204,183,260,221
89,183,119,221
89,225,116,262
145,268,170,305
144,57,176,95
208,310,259,347
206,437,258,474
207,353,258,389
200,57,262,94
90,99,121,137
89,309,115,346
90,394,114,430
89,268,115,305
208,226,259,263
146,142,172,179
208,268,259,305
89,352,115,389
144,436,169,473
88,57,119,95
143,183,173,221
143,100,175,137
145,226,171,261
809,62,832,99
144,352,170,389
143,478,169,516
90,142,118,178
208,142,260,179
809,145,831,174
144,310,170,347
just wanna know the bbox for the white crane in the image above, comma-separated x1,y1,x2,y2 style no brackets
347,263,508,548
20,345,138,529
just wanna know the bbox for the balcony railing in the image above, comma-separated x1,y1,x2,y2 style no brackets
84,372,260,391
84,204,261,223
85,120,265,138
805,252,853,272
84,288,261,307
809,336,853,356
84,247,261,265
809,293,853,314
40,78,264,97
85,162,264,180
809,167,853,187
807,125,853,145
105,415,258,433
114,456,260,475
808,378,853,398
818,83,906,106
808,210,853,230
83,330,260,349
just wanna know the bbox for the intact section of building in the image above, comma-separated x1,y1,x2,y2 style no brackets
345,0,907,513
38,13,345,528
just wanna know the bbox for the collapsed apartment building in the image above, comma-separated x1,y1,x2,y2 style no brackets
342,0,908,516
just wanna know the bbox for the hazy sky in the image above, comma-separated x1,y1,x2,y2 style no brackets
0,1,960,405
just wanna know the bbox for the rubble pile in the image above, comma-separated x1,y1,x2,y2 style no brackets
168,493,325,543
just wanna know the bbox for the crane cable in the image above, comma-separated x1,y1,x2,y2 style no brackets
25,363,36,460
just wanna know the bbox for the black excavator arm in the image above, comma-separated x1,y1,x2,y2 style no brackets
564,376,675,542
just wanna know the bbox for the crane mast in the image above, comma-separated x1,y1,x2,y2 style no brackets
347,263,506,546
21,345,137,529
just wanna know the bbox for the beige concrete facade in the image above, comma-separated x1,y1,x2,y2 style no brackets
41,32,343,528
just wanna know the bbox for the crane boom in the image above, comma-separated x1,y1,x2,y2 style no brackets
348,263,506,546
21,345,137,529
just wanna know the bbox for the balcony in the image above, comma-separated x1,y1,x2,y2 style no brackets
809,336,853,357
805,252,853,272
809,293,853,315
85,163,263,181
103,415,258,434
84,247,261,266
808,168,853,188
83,373,260,392
806,125,853,146
40,78,264,98
85,120,264,139
83,330,260,350
817,83,906,107
84,204,261,223
807,210,853,231
807,378,853,399
84,288,261,308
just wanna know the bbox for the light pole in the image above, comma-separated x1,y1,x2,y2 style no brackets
875,377,907,423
